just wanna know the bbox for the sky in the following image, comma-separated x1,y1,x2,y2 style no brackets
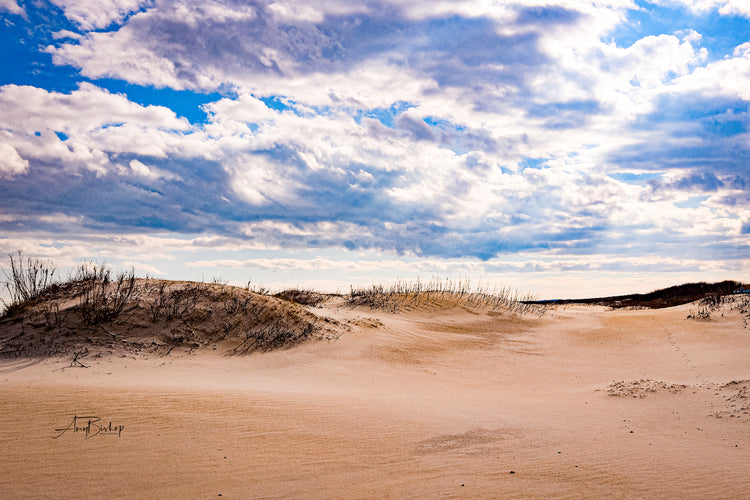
0,0,748,299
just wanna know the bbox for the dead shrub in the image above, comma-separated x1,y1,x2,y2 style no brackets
76,264,137,325
1,251,57,317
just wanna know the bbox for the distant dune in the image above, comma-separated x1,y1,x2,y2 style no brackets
528,280,748,309
2,277,750,498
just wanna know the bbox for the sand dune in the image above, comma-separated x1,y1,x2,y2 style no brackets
2,292,750,498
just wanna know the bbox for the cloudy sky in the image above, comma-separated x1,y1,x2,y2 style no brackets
0,0,748,298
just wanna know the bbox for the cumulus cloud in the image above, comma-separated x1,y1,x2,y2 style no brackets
1,0,748,281
669,0,750,17
0,83,187,133
128,159,182,182
46,0,561,106
0,83,191,174
49,0,151,30
0,0,24,16
0,142,29,177
668,45,750,100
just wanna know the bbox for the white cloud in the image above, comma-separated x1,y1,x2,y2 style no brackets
51,30,82,40
666,45,750,100
172,0,257,27
0,0,24,16
0,83,187,133
49,0,150,30
0,141,29,177
267,0,368,23
47,31,190,89
668,0,750,17
203,94,280,123
189,256,363,271
718,1,750,17
128,159,181,181
228,154,303,205
238,220,375,249
0,83,191,174
2,0,747,273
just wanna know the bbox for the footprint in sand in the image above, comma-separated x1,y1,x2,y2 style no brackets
664,327,707,385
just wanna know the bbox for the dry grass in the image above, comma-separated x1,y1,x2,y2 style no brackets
1,251,57,318
347,278,543,315
690,292,750,327
0,274,339,359
6,250,745,364
73,264,138,325
274,288,329,306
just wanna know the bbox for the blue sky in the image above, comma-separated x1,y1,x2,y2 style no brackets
0,0,748,298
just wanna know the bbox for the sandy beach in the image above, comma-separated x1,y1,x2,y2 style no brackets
2,295,750,499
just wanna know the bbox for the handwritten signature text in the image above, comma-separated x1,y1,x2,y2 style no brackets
53,415,125,439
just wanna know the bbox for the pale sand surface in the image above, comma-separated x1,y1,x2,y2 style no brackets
2,300,750,498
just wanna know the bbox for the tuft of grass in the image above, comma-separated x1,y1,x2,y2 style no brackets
1,251,57,317
145,281,207,322
739,295,750,329
274,288,329,306
74,264,137,325
347,277,542,315
224,291,250,315
690,290,750,327
40,301,67,332
245,280,270,295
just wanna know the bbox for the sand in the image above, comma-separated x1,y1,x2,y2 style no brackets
2,297,750,498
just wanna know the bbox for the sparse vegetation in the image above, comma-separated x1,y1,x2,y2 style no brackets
145,281,207,322
686,293,727,321
40,301,66,332
74,264,138,325
245,280,269,295
224,291,250,315
1,251,58,317
690,291,750,328
347,277,542,315
738,295,750,328
0,251,338,358
6,249,746,363
687,306,713,321
274,288,329,306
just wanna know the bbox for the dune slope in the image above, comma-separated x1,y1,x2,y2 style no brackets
0,279,341,359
